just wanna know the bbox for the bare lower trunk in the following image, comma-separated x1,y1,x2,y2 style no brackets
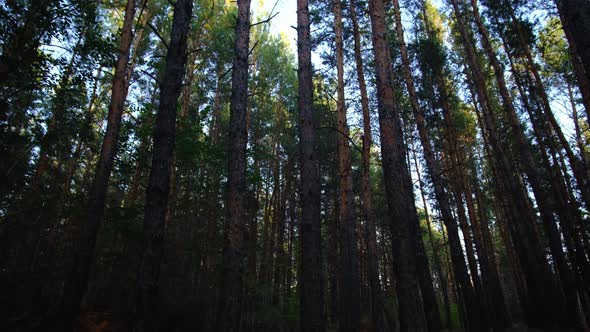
348,0,386,329
368,0,427,329
59,0,137,326
469,0,578,328
413,149,453,329
332,1,360,330
450,0,564,328
136,0,193,330
556,0,590,121
297,0,324,330
217,0,252,330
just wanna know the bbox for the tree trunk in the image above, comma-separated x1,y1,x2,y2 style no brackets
297,0,324,330
368,0,427,329
413,149,453,330
136,0,193,330
506,38,590,329
273,159,290,309
332,1,360,330
449,0,565,328
204,67,225,273
59,0,137,326
469,0,582,328
504,6,590,216
217,0,252,330
462,162,510,330
348,0,387,330
556,0,590,120
392,0,471,330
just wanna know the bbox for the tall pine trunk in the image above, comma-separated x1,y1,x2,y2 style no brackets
332,1,360,330
297,0,324,329
59,0,137,325
392,0,471,330
413,149,453,329
348,0,386,330
555,0,590,121
217,0,252,330
449,0,566,329
136,0,193,330
368,0,427,329
468,0,583,328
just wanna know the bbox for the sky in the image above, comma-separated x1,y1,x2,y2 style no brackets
251,0,298,53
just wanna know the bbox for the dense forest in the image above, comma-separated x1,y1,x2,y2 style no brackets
1,0,589,331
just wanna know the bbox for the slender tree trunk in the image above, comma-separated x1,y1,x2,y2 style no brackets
268,149,280,294
59,0,137,325
245,151,260,283
286,181,296,302
348,0,386,330
391,0,468,330
462,160,510,330
204,68,224,273
452,185,488,328
507,43,590,329
413,203,442,332
555,0,590,121
368,0,427,329
504,6,590,215
297,0,324,329
135,0,193,330
413,150,453,330
471,94,529,322
273,159,290,309
332,1,360,330
217,0,251,330
440,73,491,330
126,140,149,209
261,161,275,286
327,192,340,328
449,0,565,329
469,0,583,328
570,83,589,168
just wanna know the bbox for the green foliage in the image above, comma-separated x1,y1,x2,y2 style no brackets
538,17,573,82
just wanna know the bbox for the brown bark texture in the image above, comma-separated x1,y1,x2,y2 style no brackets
332,0,361,330
368,0,427,329
217,0,252,330
59,0,137,326
136,0,193,330
297,0,324,330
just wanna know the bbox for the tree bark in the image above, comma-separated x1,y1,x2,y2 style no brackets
556,0,590,121
368,0,427,329
413,149,453,330
59,0,137,326
462,162,509,330
469,0,581,328
332,1,360,330
217,0,252,330
297,0,324,330
392,0,471,329
136,0,193,330
348,0,387,330
504,6,590,216
449,0,566,329
505,36,590,329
